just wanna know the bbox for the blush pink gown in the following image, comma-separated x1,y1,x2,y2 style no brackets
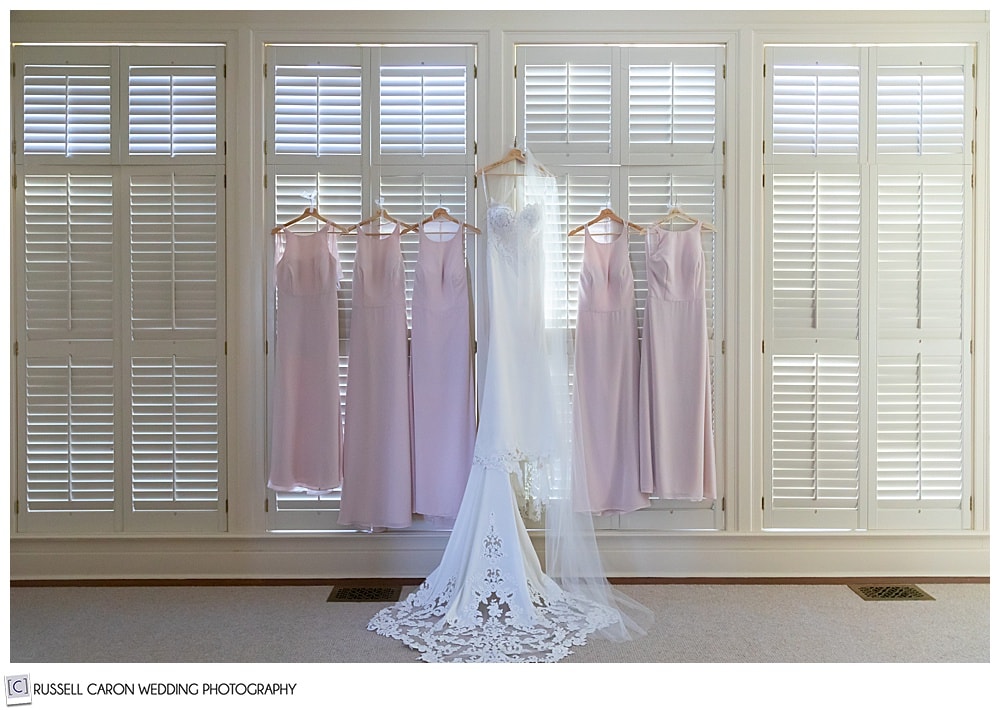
573,224,649,514
267,224,343,493
638,221,717,501
410,221,476,523
339,223,413,529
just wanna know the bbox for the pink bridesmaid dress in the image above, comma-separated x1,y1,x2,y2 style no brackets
638,221,717,501
267,224,343,493
573,223,650,514
410,220,476,524
339,223,413,529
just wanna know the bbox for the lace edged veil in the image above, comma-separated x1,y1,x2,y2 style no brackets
482,147,654,644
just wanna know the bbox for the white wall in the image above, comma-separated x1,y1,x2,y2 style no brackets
8,10,990,579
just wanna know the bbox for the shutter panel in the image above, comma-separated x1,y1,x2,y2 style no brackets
877,352,964,507
521,47,613,156
22,172,115,340
273,63,362,156
379,51,470,157
877,170,964,339
625,46,722,160
129,171,221,338
21,53,112,158
25,356,116,513
877,59,966,156
125,48,222,158
770,354,861,520
130,356,220,511
771,172,862,340
770,49,861,157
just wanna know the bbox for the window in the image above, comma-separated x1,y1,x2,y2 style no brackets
517,44,727,531
264,44,476,531
763,45,974,531
12,44,227,533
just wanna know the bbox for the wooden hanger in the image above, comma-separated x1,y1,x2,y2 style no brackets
270,206,346,236
568,207,645,237
474,146,554,177
404,206,481,235
348,207,415,234
654,205,716,233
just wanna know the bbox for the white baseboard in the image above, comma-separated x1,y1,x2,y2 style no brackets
10,531,989,581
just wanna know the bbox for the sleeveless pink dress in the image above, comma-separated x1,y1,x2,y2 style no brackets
638,221,717,500
267,224,343,493
339,223,413,529
573,224,649,514
410,221,476,523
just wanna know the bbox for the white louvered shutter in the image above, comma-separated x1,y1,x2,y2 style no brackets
519,46,614,160
378,47,473,160
872,46,972,530
124,47,223,160
270,46,364,160
624,46,723,163
18,46,113,160
764,47,864,529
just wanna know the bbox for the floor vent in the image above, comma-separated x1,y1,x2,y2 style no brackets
849,584,935,601
327,586,401,603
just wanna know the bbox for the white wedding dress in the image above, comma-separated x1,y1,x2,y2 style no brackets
368,156,649,662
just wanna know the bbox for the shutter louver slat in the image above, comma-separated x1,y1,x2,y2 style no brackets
26,357,115,511
23,173,115,339
131,356,220,510
23,64,112,156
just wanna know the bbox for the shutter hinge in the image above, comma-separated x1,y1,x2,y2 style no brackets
263,63,268,79
265,498,270,513
224,341,228,356
721,340,726,355
762,496,765,511
514,64,517,79
762,339,766,354
11,139,16,156
762,140,766,154
12,171,17,190
224,140,227,156
721,497,726,512
969,495,973,512
14,341,19,356
264,173,268,189
971,173,975,189
265,339,269,355
970,338,973,355
223,174,227,189
15,499,19,515
223,63,227,79
722,140,726,156
11,62,15,78
762,173,766,188
971,64,976,79
722,64,726,80
264,139,268,156
473,64,477,79
722,174,726,190
763,64,767,78
225,499,229,513
473,174,478,190
474,140,477,156
971,139,975,155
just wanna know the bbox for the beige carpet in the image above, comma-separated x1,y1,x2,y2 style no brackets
9,582,989,663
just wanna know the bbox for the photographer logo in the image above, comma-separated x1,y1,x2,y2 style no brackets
4,675,31,706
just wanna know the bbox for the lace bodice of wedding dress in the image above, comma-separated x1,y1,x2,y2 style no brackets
367,200,622,662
